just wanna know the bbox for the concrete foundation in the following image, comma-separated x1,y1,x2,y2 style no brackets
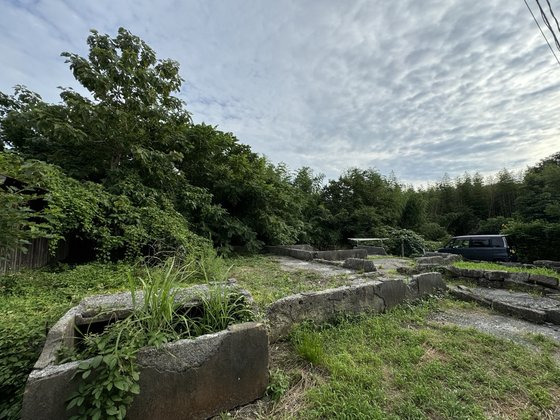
22,286,268,420
266,245,367,261
446,266,559,290
448,285,560,325
267,273,446,342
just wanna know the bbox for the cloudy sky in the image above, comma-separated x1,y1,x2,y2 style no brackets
1,0,560,185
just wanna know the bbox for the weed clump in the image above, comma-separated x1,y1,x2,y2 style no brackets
65,257,255,420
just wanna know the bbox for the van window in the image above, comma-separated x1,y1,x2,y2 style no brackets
490,237,504,247
448,239,469,248
470,238,491,247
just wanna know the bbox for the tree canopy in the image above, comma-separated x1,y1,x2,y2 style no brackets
1,27,559,262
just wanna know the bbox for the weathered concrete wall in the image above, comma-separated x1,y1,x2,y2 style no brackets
22,322,268,420
266,246,315,261
355,245,387,256
449,285,560,325
266,246,367,261
314,249,367,261
267,273,446,342
342,258,377,272
446,266,559,290
23,285,266,420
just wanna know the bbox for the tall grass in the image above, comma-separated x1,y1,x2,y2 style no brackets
453,261,560,280
68,255,254,419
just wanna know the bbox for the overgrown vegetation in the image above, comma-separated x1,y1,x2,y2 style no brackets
2,28,559,262
453,260,560,280
285,299,560,419
64,258,254,419
0,255,348,418
0,263,132,419
1,25,560,419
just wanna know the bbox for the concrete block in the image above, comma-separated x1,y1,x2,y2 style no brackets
527,273,559,289
22,286,265,420
410,272,447,297
23,323,268,420
342,258,377,272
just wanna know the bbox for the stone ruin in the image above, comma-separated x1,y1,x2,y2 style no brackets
23,263,448,419
22,285,269,420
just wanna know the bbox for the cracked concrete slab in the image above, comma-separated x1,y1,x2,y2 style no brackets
449,285,560,325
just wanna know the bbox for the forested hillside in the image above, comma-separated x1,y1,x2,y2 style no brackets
1,28,559,262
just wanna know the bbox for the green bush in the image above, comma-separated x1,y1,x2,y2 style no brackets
502,220,560,262
417,222,449,241
0,152,211,260
379,227,427,257
0,263,132,419
476,216,512,234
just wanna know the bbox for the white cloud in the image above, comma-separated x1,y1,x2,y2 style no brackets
1,0,560,185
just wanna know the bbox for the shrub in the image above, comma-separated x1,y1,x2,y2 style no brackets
417,222,450,241
0,152,211,261
502,220,560,262
476,216,512,234
378,226,427,257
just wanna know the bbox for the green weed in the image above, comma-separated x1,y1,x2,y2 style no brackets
453,261,560,280
66,257,255,419
288,299,560,419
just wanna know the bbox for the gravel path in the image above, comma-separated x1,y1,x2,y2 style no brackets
430,307,560,348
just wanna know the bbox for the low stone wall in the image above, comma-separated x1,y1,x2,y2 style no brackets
446,266,559,290
342,258,377,272
449,285,560,325
266,246,315,261
355,245,387,256
22,286,267,420
267,273,446,342
417,253,462,267
534,260,560,272
266,245,367,261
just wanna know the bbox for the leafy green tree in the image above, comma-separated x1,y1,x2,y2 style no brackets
399,192,425,229
0,28,308,252
516,153,560,223
1,28,190,183
321,168,404,241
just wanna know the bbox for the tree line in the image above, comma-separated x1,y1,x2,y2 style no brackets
1,28,558,262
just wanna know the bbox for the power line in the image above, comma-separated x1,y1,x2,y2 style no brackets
546,0,560,37
523,0,560,67
535,0,560,52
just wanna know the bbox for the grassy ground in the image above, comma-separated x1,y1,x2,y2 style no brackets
3,256,560,419
266,298,560,420
453,261,560,280
0,255,350,418
225,255,351,307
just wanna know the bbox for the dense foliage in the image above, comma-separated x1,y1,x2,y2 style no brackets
1,27,559,262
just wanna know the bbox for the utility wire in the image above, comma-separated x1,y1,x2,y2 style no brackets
535,0,560,52
546,0,560,38
523,0,560,67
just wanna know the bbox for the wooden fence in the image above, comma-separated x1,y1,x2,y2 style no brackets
0,238,68,275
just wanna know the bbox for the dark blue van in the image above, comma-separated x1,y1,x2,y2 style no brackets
438,235,514,262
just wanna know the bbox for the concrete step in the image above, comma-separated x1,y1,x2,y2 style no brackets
449,285,560,325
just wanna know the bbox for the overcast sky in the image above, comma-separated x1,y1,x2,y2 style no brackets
2,0,560,186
